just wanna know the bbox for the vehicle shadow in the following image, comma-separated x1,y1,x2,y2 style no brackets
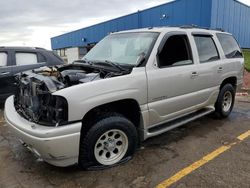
141,114,224,149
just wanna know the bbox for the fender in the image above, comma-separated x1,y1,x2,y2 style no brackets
54,67,148,121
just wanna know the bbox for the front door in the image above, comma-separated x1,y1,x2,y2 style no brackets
146,32,200,126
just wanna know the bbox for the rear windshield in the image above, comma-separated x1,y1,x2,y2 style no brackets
216,33,243,59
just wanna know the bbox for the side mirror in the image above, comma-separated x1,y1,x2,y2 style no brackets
136,52,146,66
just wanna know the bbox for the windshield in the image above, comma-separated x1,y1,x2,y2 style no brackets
83,32,159,66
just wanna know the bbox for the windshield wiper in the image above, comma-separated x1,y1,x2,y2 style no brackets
74,59,93,66
93,60,129,72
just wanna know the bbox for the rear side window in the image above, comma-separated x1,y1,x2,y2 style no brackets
16,53,38,65
216,33,243,58
194,36,219,63
37,53,47,62
0,52,7,66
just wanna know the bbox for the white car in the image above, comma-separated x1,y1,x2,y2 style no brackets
4,26,244,168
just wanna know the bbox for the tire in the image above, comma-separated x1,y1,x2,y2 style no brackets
79,113,138,169
215,84,235,118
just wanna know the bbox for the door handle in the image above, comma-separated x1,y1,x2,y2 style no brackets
0,72,10,76
217,67,223,73
191,72,198,79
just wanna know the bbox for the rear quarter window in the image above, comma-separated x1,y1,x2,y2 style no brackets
16,52,38,65
216,33,243,58
0,52,7,67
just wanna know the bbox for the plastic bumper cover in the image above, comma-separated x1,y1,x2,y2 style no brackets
4,96,82,167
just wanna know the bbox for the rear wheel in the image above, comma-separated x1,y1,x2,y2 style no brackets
215,84,235,118
79,113,138,169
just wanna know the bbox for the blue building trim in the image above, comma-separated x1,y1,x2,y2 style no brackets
51,0,212,50
51,0,250,49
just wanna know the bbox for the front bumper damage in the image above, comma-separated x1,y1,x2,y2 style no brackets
4,96,82,167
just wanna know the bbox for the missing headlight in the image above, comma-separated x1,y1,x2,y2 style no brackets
38,95,68,126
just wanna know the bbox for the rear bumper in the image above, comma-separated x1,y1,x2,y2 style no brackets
4,96,82,167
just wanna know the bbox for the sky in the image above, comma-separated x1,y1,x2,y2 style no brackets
0,0,249,50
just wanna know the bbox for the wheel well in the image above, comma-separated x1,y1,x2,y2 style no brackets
81,99,141,137
220,77,237,90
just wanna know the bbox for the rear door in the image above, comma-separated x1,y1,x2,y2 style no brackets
191,33,222,106
0,50,16,100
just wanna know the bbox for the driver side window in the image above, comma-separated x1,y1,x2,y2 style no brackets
158,34,193,68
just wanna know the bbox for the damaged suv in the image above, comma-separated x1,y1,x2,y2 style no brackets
5,27,244,168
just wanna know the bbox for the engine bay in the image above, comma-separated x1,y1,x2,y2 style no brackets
33,62,132,90
14,62,133,126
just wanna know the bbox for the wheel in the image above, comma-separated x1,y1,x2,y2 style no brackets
215,84,235,118
79,113,138,169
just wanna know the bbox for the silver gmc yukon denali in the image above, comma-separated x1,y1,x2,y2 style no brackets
4,27,244,168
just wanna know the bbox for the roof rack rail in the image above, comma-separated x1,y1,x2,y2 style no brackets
214,28,225,32
179,24,199,29
0,46,46,50
179,25,226,32
34,47,46,50
179,25,211,30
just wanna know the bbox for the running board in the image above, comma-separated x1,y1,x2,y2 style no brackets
146,107,215,138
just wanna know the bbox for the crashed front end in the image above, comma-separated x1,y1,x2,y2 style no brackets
14,73,68,127
5,62,133,167
4,72,82,167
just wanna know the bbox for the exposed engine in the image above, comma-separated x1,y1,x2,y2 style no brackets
60,70,101,86
14,62,132,126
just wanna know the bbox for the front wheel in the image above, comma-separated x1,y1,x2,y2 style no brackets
94,129,129,165
215,84,235,118
79,113,138,169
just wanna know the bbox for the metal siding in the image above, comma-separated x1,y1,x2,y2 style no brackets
211,0,250,48
199,0,212,27
173,0,186,25
243,6,248,47
51,0,212,50
186,0,201,26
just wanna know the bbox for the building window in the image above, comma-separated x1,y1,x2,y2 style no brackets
60,49,66,57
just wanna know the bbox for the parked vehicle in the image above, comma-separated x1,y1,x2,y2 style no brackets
4,27,244,168
0,47,64,101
